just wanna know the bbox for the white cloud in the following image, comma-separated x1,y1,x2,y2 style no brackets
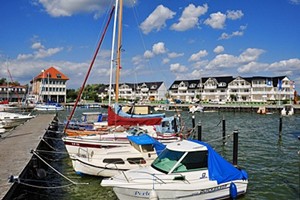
268,58,300,74
140,5,175,34
170,63,188,73
152,42,167,55
32,42,45,49
237,61,269,73
170,4,208,31
188,50,208,62
238,48,265,63
226,10,244,20
204,12,227,29
219,25,247,40
17,41,63,60
213,46,224,54
289,0,300,5
168,52,184,58
162,58,170,64
143,50,154,59
36,0,138,18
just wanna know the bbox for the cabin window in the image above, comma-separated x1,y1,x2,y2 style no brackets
151,149,185,173
127,157,146,164
103,158,125,164
141,144,154,152
181,151,208,170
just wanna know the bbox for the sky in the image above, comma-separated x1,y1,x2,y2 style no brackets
0,0,300,89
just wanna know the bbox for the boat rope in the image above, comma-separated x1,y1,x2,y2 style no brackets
31,150,89,185
43,136,63,141
206,132,234,143
35,149,68,155
40,138,57,151
18,181,73,189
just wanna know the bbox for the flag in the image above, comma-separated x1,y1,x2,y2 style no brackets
277,79,282,91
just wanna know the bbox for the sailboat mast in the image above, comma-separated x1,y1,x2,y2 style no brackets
108,0,119,106
115,0,123,103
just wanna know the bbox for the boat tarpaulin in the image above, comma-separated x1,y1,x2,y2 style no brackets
108,106,162,126
190,140,248,184
127,134,166,155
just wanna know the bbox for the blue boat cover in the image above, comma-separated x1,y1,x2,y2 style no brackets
127,134,166,155
114,103,165,118
190,140,248,184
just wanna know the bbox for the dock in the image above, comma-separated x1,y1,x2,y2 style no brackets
0,114,56,199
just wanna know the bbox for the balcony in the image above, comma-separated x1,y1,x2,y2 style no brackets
178,86,188,90
141,88,149,92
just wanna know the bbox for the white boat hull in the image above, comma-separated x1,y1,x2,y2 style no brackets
112,180,247,200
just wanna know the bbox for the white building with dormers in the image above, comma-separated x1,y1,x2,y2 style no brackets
98,81,168,102
168,76,295,103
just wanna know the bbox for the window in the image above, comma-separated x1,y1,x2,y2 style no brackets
103,158,125,164
127,157,146,164
181,151,208,170
57,74,61,78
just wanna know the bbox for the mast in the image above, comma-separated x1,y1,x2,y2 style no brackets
108,0,119,106
115,0,123,103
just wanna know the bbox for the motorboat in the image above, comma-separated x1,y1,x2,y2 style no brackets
189,105,204,113
101,139,248,200
0,111,35,128
281,105,294,116
34,102,64,111
71,134,165,177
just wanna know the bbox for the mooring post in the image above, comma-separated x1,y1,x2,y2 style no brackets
174,114,178,133
192,114,195,129
279,116,282,138
197,121,202,141
222,115,226,145
233,129,239,166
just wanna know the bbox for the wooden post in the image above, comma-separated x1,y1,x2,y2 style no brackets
197,121,202,141
233,129,238,166
222,115,226,145
279,116,282,138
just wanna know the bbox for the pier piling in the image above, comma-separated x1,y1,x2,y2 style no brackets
222,115,226,145
197,121,202,141
233,129,239,166
279,116,282,138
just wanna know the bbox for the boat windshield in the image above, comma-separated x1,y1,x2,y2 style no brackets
151,149,185,173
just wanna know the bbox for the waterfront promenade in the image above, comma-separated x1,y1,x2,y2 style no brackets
0,114,56,199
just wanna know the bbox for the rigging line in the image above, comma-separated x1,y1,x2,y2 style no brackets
35,149,68,155
31,150,89,185
64,6,116,133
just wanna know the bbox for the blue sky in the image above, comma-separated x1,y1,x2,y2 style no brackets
0,0,300,89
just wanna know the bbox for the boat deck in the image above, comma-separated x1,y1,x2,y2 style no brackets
0,114,56,199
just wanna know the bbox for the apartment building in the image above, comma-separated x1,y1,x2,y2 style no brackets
0,84,27,102
31,66,69,103
169,76,295,103
98,82,167,102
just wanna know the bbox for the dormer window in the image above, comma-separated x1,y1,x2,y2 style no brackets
57,74,61,78
150,85,157,89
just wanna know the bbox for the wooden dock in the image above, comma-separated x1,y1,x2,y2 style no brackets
0,114,56,199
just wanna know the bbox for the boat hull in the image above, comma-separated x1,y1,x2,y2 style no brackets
112,180,247,200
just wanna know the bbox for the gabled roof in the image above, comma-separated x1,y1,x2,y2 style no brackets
34,66,69,81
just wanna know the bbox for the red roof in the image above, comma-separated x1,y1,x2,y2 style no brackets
34,66,69,81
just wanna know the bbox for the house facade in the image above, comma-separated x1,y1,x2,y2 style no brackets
0,84,27,102
98,82,167,102
169,76,295,103
31,66,69,103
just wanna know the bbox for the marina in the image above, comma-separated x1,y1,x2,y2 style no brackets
0,108,299,199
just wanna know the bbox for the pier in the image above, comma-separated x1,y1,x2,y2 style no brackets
0,114,57,199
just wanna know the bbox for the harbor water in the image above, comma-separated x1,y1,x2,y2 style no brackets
7,108,300,199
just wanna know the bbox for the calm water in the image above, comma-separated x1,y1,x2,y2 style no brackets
9,107,300,199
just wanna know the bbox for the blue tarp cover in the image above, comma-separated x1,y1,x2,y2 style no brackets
127,134,166,155
190,139,248,184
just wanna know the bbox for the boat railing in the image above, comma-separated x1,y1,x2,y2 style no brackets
121,171,167,184
77,147,93,161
